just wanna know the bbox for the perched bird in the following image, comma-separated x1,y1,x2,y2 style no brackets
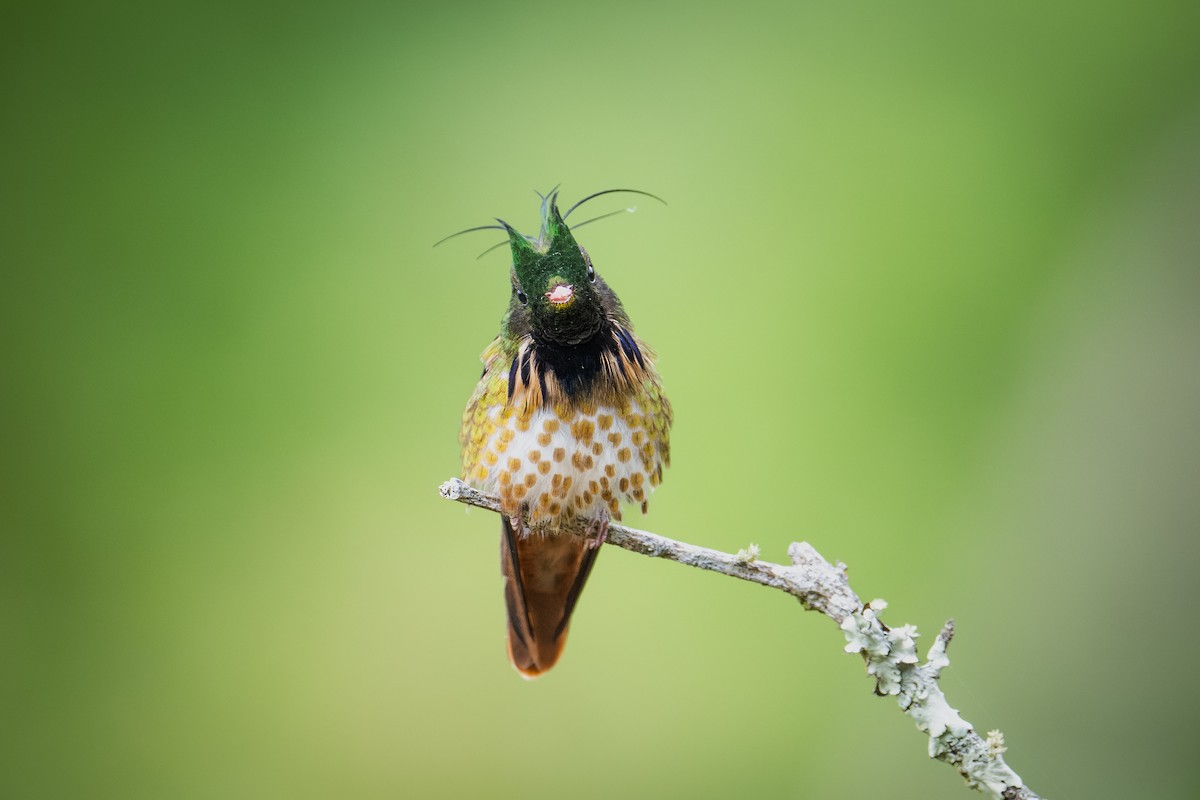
457,190,672,677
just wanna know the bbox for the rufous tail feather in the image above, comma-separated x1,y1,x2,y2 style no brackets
500,517,598,678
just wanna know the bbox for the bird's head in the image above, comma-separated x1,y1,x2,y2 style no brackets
503,194,605,347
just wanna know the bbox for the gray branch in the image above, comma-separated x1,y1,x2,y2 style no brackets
439,478,1043,800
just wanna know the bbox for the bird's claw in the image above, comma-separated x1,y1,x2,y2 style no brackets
584,511,609,550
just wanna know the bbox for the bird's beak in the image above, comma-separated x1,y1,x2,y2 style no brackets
545,284,574,305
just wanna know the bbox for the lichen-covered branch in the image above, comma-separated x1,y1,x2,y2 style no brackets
438,478,1043,800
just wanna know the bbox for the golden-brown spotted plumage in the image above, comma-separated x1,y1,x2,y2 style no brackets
461,327,670,525
459,326,672,679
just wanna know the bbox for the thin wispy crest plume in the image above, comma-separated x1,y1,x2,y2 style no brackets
563,189,665,220
436,187,665,257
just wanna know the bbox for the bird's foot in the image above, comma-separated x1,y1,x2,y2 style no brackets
584,511,609,550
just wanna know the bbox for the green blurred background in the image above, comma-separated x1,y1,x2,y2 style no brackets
3,1,1198,797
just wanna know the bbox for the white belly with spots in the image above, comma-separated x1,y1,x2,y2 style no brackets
476,404,663,524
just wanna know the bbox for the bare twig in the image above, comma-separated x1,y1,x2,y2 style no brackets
439,478,1043,800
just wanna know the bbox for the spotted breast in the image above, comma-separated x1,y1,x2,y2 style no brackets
464,335,671,528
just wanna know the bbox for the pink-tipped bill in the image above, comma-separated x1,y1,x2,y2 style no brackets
546,284,574,305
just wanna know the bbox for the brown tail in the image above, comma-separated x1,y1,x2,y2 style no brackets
500,517,599,678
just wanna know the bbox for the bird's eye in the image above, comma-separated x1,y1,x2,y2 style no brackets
581,247,595,283
516,288,528,305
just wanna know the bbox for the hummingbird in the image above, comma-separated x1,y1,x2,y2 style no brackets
456,189,672,678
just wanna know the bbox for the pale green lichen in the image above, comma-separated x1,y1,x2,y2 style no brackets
840,602,920,695
841,606,889,658
841,603,993,784
735,543,760,563
913,689,971,758
960,744,1023,796
840,608,1029,798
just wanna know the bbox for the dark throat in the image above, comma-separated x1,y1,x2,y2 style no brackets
531,320,616,401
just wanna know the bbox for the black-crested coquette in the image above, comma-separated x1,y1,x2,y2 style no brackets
453,188,672,677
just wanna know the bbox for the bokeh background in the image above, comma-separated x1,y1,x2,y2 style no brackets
3,1,1199,798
